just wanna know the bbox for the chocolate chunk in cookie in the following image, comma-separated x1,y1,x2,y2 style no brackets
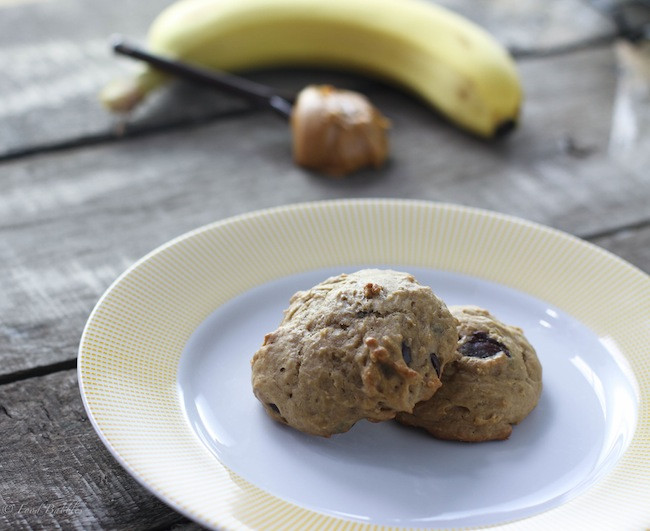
397,305,542,442
458,332,511,359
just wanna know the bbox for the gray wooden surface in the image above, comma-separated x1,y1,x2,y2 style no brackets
1,0,649,529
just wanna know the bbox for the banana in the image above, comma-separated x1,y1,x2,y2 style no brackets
101,0,522,138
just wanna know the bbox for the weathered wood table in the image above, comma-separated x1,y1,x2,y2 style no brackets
1,0,649,529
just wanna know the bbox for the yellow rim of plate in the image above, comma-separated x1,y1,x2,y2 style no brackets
78,199,650,530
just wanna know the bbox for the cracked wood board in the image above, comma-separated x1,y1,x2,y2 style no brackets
0,370,189,530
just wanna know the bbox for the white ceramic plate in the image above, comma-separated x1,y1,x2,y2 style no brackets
78,199,650,530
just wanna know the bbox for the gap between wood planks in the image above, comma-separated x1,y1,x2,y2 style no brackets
0,105,261,162
580,217,650,241
0,358,77,386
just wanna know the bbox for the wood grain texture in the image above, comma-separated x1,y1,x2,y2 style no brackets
0,370,191,530
0,0,246,157
0,0,616,156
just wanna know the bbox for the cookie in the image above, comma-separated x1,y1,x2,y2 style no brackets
396,305,542,442
251,269,458,437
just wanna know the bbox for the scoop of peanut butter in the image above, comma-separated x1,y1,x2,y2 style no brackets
291,85,390,177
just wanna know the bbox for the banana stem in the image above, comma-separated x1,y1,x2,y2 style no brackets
110,35,293,119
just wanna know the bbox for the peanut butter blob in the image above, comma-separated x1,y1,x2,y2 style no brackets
291,85,390,177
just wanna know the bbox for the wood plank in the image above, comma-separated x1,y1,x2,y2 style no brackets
0,0,248,157
438,0,615,53
590,224,650,274
0,369,190,530
0,0,615,156
1,47,647,378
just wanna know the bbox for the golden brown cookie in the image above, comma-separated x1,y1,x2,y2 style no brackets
396,305,542,442
251,269,458,437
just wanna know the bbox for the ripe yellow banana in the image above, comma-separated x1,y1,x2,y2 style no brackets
101,0,522,138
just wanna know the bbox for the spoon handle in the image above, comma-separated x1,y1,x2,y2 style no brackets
110,35,293,119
